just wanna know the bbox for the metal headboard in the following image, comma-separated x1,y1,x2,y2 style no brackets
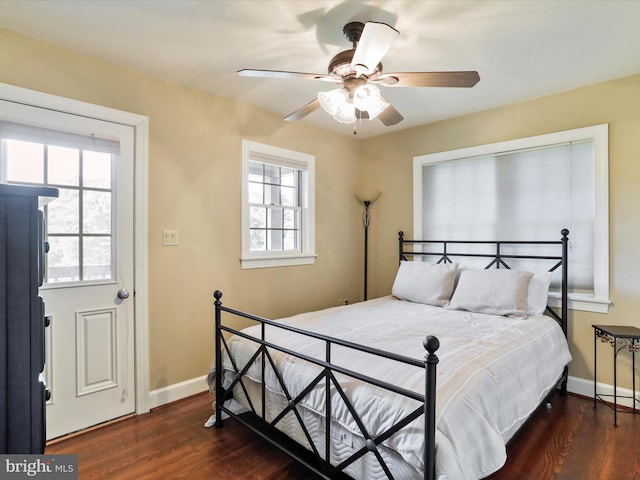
398,229,569,336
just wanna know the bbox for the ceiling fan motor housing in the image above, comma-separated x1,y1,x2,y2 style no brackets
328,49,382,78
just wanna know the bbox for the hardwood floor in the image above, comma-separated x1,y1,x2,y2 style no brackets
46,392,640,479
46,393,317,480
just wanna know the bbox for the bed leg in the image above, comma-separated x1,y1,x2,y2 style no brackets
560,365,569,396
424,335,440,480
214,290,224,427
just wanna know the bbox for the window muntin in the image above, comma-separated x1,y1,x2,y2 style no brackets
1,138,115,284
413,125,609,313
241,140,315,269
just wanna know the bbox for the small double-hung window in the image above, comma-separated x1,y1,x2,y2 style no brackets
241,140,315,269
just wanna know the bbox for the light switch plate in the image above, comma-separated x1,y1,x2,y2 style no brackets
162,230,179,246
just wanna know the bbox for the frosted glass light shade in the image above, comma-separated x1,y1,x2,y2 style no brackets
318,88,355,123
318,88,348,116
332,101,357,123
353,85,389,118
318,85,388,124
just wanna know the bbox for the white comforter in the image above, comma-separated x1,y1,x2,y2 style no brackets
220,296,571,479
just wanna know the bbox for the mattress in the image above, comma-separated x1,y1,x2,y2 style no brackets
217,296,572,479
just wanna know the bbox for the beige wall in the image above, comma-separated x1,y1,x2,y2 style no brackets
0,29,364,390
361,73,640,388
2,27,639,392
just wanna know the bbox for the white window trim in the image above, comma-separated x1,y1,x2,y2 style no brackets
413,124,610,313
241,140,316,269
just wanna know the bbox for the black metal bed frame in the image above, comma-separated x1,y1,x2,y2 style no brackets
213,229,570,480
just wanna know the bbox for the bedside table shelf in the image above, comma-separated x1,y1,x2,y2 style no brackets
593,324,640,426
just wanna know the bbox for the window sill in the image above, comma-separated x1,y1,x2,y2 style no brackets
548,293,611,314
240,253,317,270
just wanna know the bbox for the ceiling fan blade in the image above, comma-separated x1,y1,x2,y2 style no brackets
237,69,338,83
351,22,399,75
284,98,321,122
376,71,480,88
377,100,403,126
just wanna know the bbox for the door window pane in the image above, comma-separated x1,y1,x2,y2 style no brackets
47,188,79,234
83,151,111,189
83,190,112,234
5,140,44,183
48,145,79,186
83,236,112,280
47,236,80,283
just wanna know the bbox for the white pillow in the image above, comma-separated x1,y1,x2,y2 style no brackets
448,269,534,318
526,272,553,316
392,261,458,307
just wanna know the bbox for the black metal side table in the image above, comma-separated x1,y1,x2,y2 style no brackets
593,324,640,426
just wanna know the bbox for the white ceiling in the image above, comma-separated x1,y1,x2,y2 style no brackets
1,0,640,139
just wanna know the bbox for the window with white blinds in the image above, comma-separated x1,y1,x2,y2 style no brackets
413,125,609,313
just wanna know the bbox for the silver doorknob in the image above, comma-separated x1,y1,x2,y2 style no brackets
117,289,130,300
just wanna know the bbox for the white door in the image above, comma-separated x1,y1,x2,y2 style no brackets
0,100,136,439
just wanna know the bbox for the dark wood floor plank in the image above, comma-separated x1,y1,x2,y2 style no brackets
556,399,606,480
47,392,640,479
597,405,640,480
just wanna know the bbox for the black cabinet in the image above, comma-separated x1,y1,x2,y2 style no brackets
0,184,57,454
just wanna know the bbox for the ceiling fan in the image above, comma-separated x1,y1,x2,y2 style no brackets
237,21,480,130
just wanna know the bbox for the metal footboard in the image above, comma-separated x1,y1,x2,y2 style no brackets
214,290,440,480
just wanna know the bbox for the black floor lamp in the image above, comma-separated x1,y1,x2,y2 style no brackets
356,192,381,301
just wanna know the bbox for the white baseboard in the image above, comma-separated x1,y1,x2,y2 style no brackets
146,374,637,413
567,375,639,409
148,375,210,410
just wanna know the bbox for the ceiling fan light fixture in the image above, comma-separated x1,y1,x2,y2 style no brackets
318,88,355,123
333,101,357,124
318,85,388,124
317,88,348,116
353,85,389,118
